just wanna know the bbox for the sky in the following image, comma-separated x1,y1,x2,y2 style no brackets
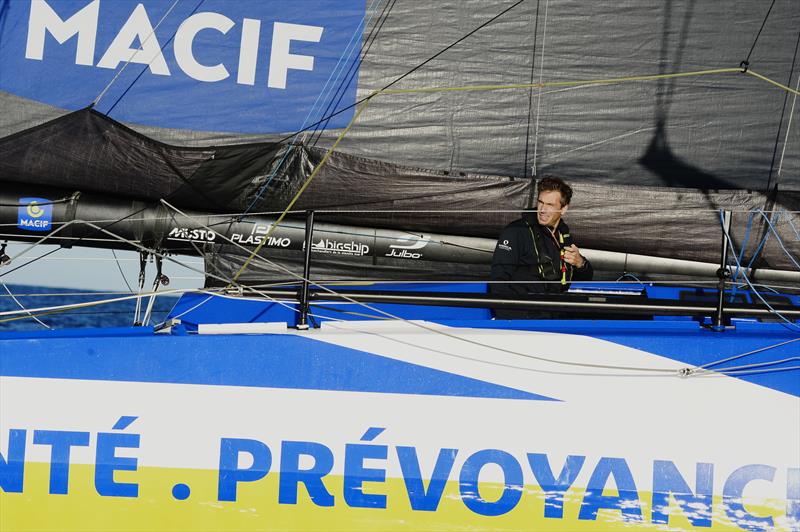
2,242,205,292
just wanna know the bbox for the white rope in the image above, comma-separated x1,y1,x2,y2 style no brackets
694,337,800,371
1,282,51,329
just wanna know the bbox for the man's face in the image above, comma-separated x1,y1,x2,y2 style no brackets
536,189,568,228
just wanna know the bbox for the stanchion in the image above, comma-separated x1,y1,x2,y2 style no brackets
297,210,315,330
713,210,732,331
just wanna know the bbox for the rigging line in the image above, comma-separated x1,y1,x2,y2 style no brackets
84,218,343,323
744,69,800,96
0,287,196,321
777,36,800,178
267,0,526,147
93,0,183,108
0,220,80,280
786,211,800,240
111,249,135,293
753,209,800,270
302,0,389,145
694,356,800,375
379,67,800,96
522,0,542,178
155,214,799,377
163,201,682,375
0,247,60,279
766,26,800,190
244,0,388,214
321,321,693,379
105,0,207,116
1,281,50,329
0,291,144,297
530,0,549,178
368,0,525,100
0,225,306,325
701,365,800,377
696,337,800,371
731,209,756,286
720,211,800,332
231,99,372,283
267,64,792,149
380,68,742,94
244,0,391,214
308,0,398,147
0,196,75,207
0,200,155,278
249,0,511,212
743,0,777,66
167,294,214,321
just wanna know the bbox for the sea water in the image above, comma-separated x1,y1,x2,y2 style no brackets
0,284,177,331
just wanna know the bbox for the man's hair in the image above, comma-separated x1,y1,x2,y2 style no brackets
537,176,573,206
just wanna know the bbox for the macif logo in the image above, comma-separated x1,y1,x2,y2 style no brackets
18,197,53,232
0,0,365,133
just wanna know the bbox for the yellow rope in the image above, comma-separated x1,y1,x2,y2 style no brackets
745,69,800,96
228,66,798,282
381,67,743,95
229,97,375,284
381,68,799,97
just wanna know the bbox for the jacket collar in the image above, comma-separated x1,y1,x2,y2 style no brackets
524,211,569,234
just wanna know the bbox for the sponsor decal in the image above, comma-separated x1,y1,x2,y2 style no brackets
1,421,797,529
0,0,365,133
385,236,429,260
167,227,217,243
311,238,369,256
230,232,291,247
17,197,53,232
498,239,512,252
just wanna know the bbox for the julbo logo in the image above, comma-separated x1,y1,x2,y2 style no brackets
385,236,430,260
1,0,365,133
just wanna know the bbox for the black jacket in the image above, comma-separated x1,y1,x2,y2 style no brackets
490,212,593,317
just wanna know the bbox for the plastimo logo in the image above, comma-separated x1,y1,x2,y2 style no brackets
0,0,365,133
17,197,53,232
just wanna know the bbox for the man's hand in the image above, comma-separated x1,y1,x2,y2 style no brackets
564,244,585,268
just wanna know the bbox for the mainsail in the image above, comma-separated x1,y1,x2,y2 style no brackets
0,0,798,285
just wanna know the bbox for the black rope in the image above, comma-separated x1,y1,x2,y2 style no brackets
0,196,74,207
765,27,800,193
243,0,523,217
273,0,526,146
743,0,777,66
0,247,60,278
521,0,541,179
104,0,207,116
309,0,399,147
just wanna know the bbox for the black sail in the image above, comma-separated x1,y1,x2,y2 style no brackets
0,0,797,283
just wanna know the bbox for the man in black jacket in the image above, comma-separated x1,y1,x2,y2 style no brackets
490,176,593,318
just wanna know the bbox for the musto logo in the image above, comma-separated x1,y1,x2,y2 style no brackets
17,198,53,232
0,0,365,133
